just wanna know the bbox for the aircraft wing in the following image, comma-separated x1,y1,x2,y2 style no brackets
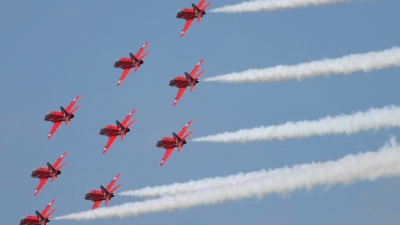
47,121,61,140
105,174,121,190
41,199,55,215
160,147,174,166
189,59,204,77
173,87,187,106
103,135,117,154
180,18,193,38
117,68,131,86
134,41,149,58
177,120,192,137
92,200,102,210
120,109,136,126
34,178,48,196
64,95,80,112
52,152,67,168
197,0,205,8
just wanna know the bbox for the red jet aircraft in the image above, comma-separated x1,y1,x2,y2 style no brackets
114,41,150,86
84,174,121,210
31,152,67,196
20,199,56,225
176,0,212,37
44,95,80,140
170,59,204,106
156,120,193,166
99,109,136,154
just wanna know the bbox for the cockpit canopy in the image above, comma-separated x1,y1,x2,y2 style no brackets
32,168,37,172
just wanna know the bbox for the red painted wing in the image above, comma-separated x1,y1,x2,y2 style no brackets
105,174,120,191
134,41,149,58
52,152,67,168
178,120,192,137
197,0,206,8
180,18,193,38
41,199,55,215
190,59,204,77
103,135,117,154
117,68,131,86
47,121,61,140
34,178,48,196
64,95,80,112
173,87,187,106
92,200,102,210
160,148,174,166
120,109,136,126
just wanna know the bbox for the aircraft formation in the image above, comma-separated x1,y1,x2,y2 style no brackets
21,0,210,224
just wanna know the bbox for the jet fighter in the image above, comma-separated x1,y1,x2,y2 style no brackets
176,0,212,37
114,41,150,86
20,199,56,225
170,59,204,106
44,95,80,140
156,120,193,166
84,174,121,210
99,109,136,154
31,152,67,196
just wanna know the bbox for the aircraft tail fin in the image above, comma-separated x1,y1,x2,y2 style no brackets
192,3,200,12
47,162,56,173
35,211,45,221
172,132,181,142
100,185,109,196
129,53,138,62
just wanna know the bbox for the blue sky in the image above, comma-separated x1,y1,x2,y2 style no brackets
1,0,400,224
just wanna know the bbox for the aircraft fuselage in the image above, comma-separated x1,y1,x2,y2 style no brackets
156,137,187,149
114,57,143,69
85,190,114,201
20,216,49,225
44,111,73,123
176,8,205,20
99,125,130,137
169,76,199,88
31,167,60,179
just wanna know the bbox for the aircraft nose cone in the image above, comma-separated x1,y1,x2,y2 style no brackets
70,114,74,119
126,128,130,133
57,170,61,175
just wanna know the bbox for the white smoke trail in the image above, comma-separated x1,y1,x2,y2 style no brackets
210,0,352,13
119,170,268,198
193,105,400,143
204,47,400,83
55,137,400,220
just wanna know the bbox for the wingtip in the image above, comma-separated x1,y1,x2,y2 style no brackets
34,190,38,196
117,81,121,86
102,148,107,154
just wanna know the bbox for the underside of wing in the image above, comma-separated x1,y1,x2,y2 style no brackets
120,109,135,126
160,148,174,166
41,199,55,215
65,95,80,112
180,18,193,38
173,87,187,106
189,59,204,77
105,174,120,190
47,121,61,140
135,41,149,58
103,135,117,154
92,200,102,210
34,178,48,196
178,120,192,137
197,0,205,9
52,152,67,168
117,68,131,86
